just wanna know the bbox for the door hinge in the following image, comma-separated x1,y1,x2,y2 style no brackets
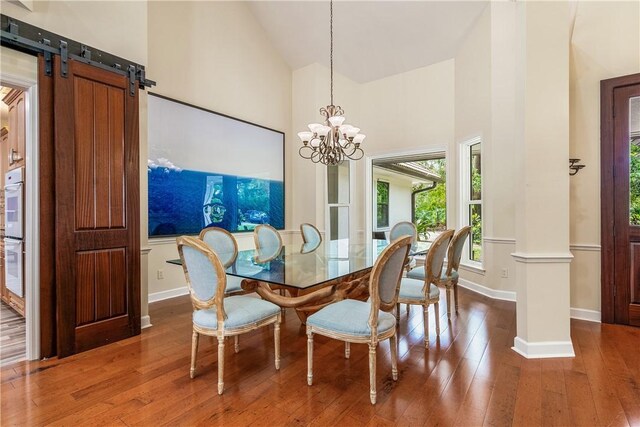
128,65,136,96
41,38,52,76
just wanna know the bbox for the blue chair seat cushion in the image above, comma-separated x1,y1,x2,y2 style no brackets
307,299,396,337
193,296,279,331
399,278,440,301
407,267,459,282
225,275,244,294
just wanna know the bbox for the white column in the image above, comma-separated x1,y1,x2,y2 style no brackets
512,1,574,358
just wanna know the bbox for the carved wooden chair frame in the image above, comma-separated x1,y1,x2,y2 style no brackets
435,226,471,318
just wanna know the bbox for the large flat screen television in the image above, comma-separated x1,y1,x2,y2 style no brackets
147,93,285,237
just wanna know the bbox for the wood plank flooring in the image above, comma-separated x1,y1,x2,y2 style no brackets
0,301,25,366
1,287,640,426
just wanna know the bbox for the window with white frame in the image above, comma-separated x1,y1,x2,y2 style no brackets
460,137,483,264
327,161,351,241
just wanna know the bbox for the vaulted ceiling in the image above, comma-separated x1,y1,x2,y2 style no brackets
247,1,488,83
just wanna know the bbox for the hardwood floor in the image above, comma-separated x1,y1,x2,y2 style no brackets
2,287,640,426
0,301,25,366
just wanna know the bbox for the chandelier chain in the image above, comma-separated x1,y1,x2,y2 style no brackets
330,0,333,106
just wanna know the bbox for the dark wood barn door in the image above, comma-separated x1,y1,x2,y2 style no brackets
53,56,140,357
602,73,640,326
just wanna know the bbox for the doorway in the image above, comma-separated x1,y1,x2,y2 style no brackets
601,73,640,326
0,48,40,364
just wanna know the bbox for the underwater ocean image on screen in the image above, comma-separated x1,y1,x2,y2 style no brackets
148,158,284,236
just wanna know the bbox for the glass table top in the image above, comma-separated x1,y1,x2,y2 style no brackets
168,238,431,290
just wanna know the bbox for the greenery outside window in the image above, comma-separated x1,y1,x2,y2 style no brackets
461,138,483,264
376,180,389,228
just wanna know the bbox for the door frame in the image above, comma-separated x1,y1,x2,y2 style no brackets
601,72,640,324
1,60,41,360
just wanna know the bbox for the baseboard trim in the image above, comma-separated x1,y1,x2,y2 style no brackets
141,315,152,329
570,307,601,323
458,278,517,302
512,336,575,359
149,286,189,303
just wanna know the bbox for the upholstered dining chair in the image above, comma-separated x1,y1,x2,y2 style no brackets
390,221,418,272
254,224,283,250
177,236,281,395
407,227,472,318
397,230,454,348
306,235,413,405
199,227,244,295
300,223,322,246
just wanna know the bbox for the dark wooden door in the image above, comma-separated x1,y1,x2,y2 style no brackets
602,73,640,326
54,56,140,357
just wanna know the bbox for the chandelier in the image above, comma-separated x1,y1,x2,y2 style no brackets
297,0,365,166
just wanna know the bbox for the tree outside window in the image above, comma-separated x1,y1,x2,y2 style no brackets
377,181,389,228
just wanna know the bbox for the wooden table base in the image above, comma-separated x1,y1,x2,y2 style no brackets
241,269,372,323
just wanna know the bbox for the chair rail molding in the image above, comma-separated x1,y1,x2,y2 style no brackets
483,237,516,245
569,243,601,252
511,252,574,263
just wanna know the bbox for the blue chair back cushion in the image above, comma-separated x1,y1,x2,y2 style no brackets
256,226,281,249
377,246,407,305
201,229,237,267
182,245,220,301
301,224,322,245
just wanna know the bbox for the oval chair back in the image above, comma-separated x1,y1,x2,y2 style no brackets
425,230,455,285
445,226,472,276
199,227,238,268
368,235,413,329
300,223,322,246
176,236,227,313
254,224,283,250
390,221,417,249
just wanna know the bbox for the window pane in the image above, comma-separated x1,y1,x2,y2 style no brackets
376,181,389,228
630,96,640,225
328,161,350,204
470,143,482,201
329,206,349,240
469,203,482,262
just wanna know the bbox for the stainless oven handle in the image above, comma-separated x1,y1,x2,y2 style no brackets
4,183,22,190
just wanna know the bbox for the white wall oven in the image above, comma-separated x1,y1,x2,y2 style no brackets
4,167,24,297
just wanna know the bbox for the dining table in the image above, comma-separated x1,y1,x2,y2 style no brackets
168,238,431,323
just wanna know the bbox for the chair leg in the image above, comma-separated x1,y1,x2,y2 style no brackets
454,279,459,314
434,302,441,336
406,304,410,314
446,286,452,319
390,334,398,381
396,303,400,324
190,330,199,379
234,335,240,354
345,342,351,359
274,316,281,370
306,327,314,386
423,305,430,348
217,335,225,395
368,343,377,404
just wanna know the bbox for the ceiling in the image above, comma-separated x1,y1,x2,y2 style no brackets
247,1,488,83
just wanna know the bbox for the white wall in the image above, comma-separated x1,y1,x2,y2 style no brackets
569,1,640,313
372,168,413,231
146,1,293,299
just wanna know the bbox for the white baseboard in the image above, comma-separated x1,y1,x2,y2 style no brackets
141,315,152,329
458,278,517,302
149,286,189,303
570,307,601,323
512,336,575,359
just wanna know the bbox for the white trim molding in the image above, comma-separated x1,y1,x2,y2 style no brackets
512,337,575,359
570,308,601,323
458,278,516,302
569,244,601,252
149,286,189,303
141,315,152,329
484,237,516,245
511,252,574,263
459,263,486,275
141,247,152,255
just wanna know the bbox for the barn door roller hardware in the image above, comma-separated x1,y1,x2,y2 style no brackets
0,15,155,94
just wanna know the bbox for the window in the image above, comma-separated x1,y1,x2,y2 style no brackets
376,180,389,228
327,161,351,240
460,138,482,264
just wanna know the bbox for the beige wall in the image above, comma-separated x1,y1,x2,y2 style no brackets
146,1,293,298
569,1,640,312
372,168,413,232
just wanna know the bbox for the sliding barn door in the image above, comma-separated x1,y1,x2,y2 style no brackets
54,57,140,357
